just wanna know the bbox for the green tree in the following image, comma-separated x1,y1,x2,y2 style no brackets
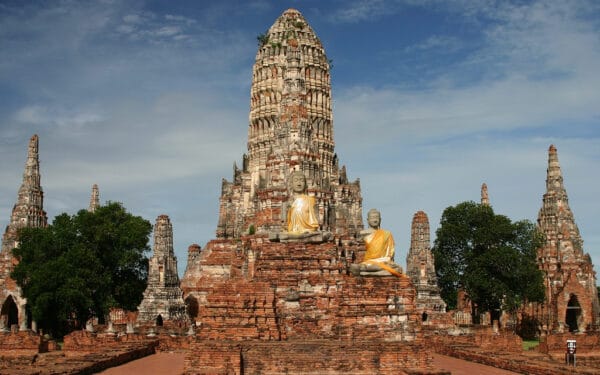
11,202,151,338
432,201,545,317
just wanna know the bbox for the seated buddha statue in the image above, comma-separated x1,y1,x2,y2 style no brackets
350,209,403,277
286,171,319,234
271,171,330,242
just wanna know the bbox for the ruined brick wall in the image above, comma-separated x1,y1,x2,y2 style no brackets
185,340,434,375
538,332,600,354
181,234,434,373
0,331,43,354
427,327,522,354
183,237,422,342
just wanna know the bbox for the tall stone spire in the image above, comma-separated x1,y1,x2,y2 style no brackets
537,145,584,260
1,134,48,331
217,8,362,238
531,145,600,332
137,215,187,322
2,134,48,253
480,183,489,206
88,184,100,212
406,211,446,315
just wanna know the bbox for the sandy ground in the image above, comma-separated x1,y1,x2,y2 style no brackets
432,353,520,375
99,352,522,375
99,352,186,375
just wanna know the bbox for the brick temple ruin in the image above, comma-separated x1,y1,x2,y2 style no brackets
137,215,187,324
525,145,600,333
0,135,47,333
2,7,600,375
180,8,433,374
405,211,449,327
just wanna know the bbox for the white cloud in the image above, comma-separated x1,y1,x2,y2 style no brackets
154,26,181,37
403,35,463,53
14,106,104,129
329,0,389,23
165,14,196,25
335,0,600,151
123,14,143,24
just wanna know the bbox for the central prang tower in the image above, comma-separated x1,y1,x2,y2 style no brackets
182,9,432,374
217,8,362,238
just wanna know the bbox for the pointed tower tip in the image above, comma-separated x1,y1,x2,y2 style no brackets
155,215,171,225
481,183,490,206
279,8,305,23
28,134,39,154
549,144,557,153
412,211,429,223
188,243,201,252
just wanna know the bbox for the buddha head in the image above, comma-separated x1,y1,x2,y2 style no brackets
367,209,381,229
290,171,307,194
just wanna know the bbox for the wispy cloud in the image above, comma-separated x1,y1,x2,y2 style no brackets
336,0,600,148
403,35,464,54
114,10,197,43
329,0,393,23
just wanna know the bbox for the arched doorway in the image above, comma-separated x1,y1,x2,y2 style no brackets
1,295,19,328
565,294,582,332
185,296,199,321
156,314,163,326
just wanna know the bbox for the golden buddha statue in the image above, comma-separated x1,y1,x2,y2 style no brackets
287,171,319,233
350,209,403,277
270,171,330,242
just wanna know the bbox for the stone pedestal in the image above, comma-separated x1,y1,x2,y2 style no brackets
182,236,433,374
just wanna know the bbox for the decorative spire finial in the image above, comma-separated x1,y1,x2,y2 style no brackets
481,183,489,206
546,144,563,192
88,184,100,212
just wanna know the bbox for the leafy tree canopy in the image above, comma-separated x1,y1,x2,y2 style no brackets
11,202,151,338
432,201,545,314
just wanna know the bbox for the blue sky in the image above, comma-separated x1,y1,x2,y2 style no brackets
1,0,599,278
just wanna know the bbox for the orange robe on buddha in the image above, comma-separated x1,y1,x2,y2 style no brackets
363,229,402,277
287,194,319,233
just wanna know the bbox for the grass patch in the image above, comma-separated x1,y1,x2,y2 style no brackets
523,339,540,351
